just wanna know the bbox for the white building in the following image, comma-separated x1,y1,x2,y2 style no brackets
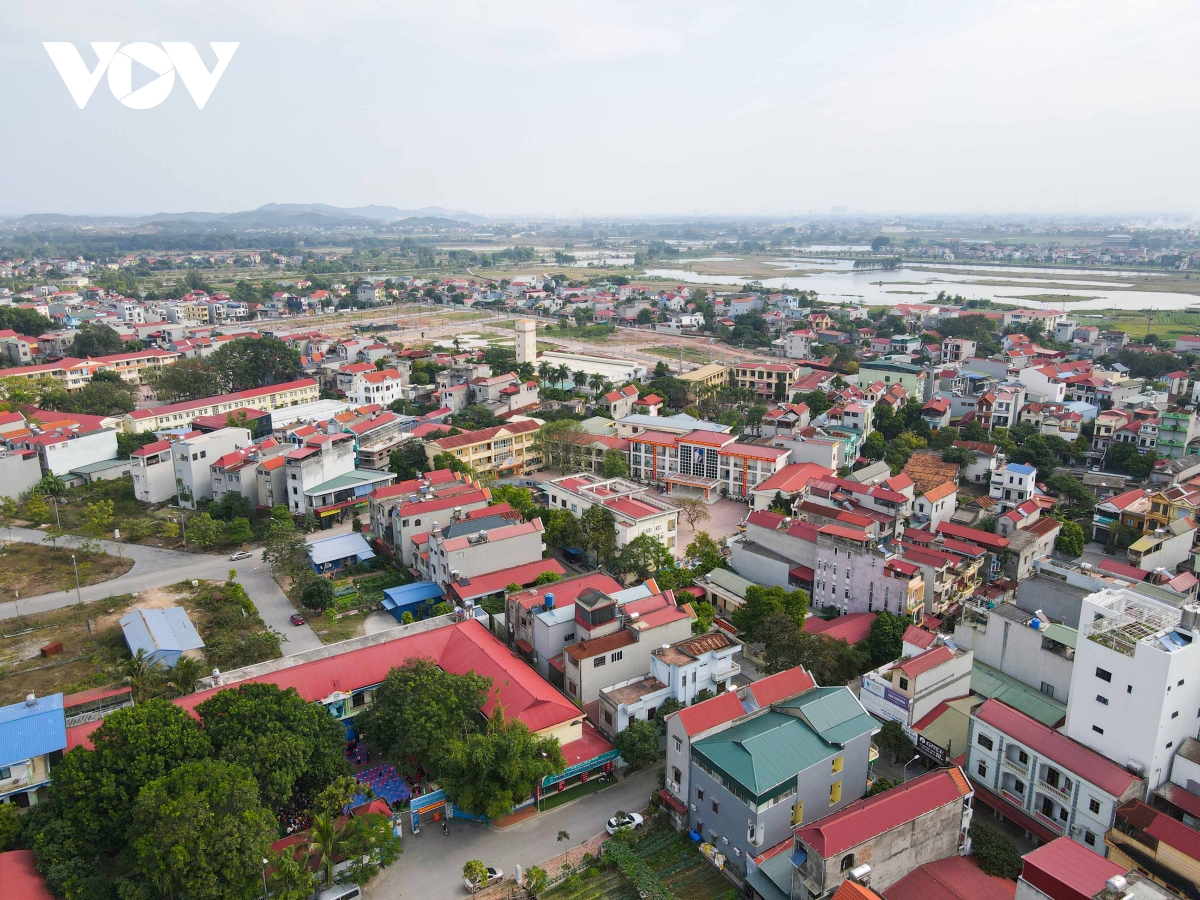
953,602,1075,705
1065,590,1200,790
968,697,1142,853
347,368,405,407
172,427,253,509
16,428,119,478
129,439,176,503
515,318,537,364
545,473,681,554
859,644,973,734
991,462,1038,513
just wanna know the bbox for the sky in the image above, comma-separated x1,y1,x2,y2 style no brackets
3,0,1200,219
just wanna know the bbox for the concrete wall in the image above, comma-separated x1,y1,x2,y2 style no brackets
40,429,118,477
173,428,252,508
731,541,792,589
954,612,1073,703
0,451,43,501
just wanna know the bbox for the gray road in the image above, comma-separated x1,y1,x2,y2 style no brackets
369,767,657,900
0,526,323,655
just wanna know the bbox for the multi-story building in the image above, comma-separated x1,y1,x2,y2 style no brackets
545,473,681,554
812,525,925,619
123,379,320,432
731,362,809,401
789,767,974,899
599,384,640,418
416,519,546,589
991,462,1038,513
10,425,119,478
676,364,730,403
941,338,977,365
1065,590,1200,791
172,427,252,508
968,698,1143,853
859,644,973,732
343,412,412,470
688,687,878,877
368,471,490,566
0,692,67,808
504,572,622,669
955,603,1076,705
1106,799,1200,896
859,360,927,398
423,419,542,479
346,368,405,407
129,438,177,503
627,428,790,503
283,432,394,522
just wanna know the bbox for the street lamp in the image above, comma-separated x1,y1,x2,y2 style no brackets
903,754,922,781
70,554,81,605
260,857,268,900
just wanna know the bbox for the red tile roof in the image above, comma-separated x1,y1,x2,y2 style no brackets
936,521,1008,550
130,439,171,457
430,418,540,450
448,558,567,601
128,378,317,420
0,850,55,900
818,524,870,541
1018,837,1126,900
902,624,937,652
974,699,1140,796
882,855,1015,900
803,613,876,645
674,690,745,737
794,768,972,858
897,646,955,678
512,572,622,611
746,667,816,707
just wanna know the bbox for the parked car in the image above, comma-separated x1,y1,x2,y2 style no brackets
289,613,306,626
229,550,253,561
606,812,643,835
463,866,503,893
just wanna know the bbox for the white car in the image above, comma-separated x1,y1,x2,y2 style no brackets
463,867,503,893
229,550,253,561
606,812,643,835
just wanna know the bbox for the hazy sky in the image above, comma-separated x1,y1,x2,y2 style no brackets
3,1,1199,218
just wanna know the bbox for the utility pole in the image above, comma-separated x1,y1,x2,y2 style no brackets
70,554,81,605
179,514,187,550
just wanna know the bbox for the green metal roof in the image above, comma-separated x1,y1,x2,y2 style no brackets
971,661,1066,727
782,686,878,746
704,567,755,599
305,468,393,495
746,851,792,900
693,711,837,799
69,458,132,474
1043,623,1078,649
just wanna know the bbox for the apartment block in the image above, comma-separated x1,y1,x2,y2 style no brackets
173,427,253,508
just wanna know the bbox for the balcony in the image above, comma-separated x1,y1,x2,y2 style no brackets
1037,780,1073,805
0,771,33,795
1001,755,1030,777
1034,810,1067,835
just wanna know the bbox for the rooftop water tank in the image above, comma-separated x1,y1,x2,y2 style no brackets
544,593,555,609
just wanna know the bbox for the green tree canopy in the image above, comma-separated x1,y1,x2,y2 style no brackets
438,712,564,819
210,335,302,391
614,533,674,580
732,585,809,636
613,718,659,768
357,659,492,777
129,759,276,900
1055,519,1085,558
865,610,908,666
196,682,350,811
71,324,124,358
580,503,618,563
600,449,629,478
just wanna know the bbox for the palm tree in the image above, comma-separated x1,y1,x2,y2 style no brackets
306,811,345,887
33,473,66,497
574,370,588,393
537,361,553,383
122,649,165,703
166,656,205,696
589,372,607,395
516,362,535,381
555,364,571,389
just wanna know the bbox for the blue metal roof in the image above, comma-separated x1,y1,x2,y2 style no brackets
1005,463,1037,475
0,693,67,765
381,581,444,613
120,607,205,655
306,532,377,566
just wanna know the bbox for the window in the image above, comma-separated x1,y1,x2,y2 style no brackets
1018,750,1029,765
977,734,994,751
1172,711,1180,719
594,656,606,668
832,756,844,775
0,765,9,780
1128,685,1133,694
711,800,719,814
1089,798,1101,814
674,737,682,753
840,853,855,872
564,632,574,642
1014,780,1025,795
611,651,623,663
697,788,704,801
898,677,909,691
1040,682,1055,698
672,767,681,784
830,781,843,804
568,681,577,695
748,821,757,843
1167,741,1174,749
977,761,988,778
603,710,612,726
1180,679,1186,686
1096,695,1109,705
1084,831,1096,847
792,801,804,825
1096,667,1112,682
1092,725,1104,735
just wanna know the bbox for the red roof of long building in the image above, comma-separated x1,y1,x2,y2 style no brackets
128,378,317,420
745,666,816,707
674,690,745,737
1018,837,1126,900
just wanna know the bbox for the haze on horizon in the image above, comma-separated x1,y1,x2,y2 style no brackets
2,0,1199,220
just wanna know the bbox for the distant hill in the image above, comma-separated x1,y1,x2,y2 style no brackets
1,202,486,229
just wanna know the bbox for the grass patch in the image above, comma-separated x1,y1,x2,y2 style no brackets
0,578,279,705
0,543,131,597
539,773,617,811
546,324,620,342
645,345,712,365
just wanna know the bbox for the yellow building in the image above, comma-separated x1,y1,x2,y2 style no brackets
424,418,543,478
677,364,729,402
121,378,320,432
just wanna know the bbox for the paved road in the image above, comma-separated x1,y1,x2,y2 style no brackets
369,768,657,900
0,527,323,655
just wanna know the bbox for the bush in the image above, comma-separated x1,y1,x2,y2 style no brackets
301,578,335,611
970,822,1023,879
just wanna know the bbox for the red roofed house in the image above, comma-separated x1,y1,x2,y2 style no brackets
415,519,546,590
803,612,877,646
599,384,639,418
1016,837,1128,900
0,850,55,900
633,393,663,416
423,418,542,479
791,768,974,898
366,470,486,565
859,645,973,732
546,472,683,554
884,854,1015,900
967,699,1143,853
750,461,833,511
347,367,405,407
1106,799,1200,897
504,572,623,671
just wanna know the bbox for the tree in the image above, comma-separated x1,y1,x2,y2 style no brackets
0,496,16,546
46,700,213,857
389,441,430,481
116,430,162,459
600,449,629,478
210,335,302,391
580,503,618,563
357,659,492,777
962,420,987,442
431,451,474,477
307,811,345,888
876,720,914,764
533,570,562,586
653,361,671,378
312,775,367,818
130,759,275,900
489,483,538,521
615,533,674,580
732,585,809,636
613,718,660,768
655,697,685,735
263,514,312,595
674,496,711,532
225,517,254,545
534,419,589,470
267,849,318,900
685,531,724,575
197,682,350,812
746,404,767,435
544,508,584,549
1055,519,1085,558
439,711,564,819
186,512,225,547
339,811,402,885
0,799,20,850
301,578,335,611
524,866,549,895
463,860,489,892
81,499,114,543
22,493,48,525
970,822,1023,879
33,473,66,496
209,491,254,522
862,431,886,460
71,324,124,358
0,306,51,336
692,601,716,635
865,610,907,666
165,655,205,696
